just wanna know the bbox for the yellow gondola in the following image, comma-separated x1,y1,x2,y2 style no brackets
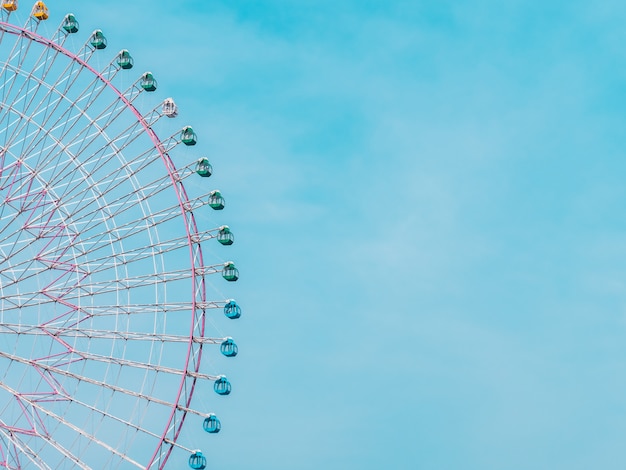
2,0,17,12
32,1,48,20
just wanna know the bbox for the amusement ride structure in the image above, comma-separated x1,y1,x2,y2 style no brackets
0,2,241,468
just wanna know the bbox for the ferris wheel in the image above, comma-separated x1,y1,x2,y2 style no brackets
0,3,241,469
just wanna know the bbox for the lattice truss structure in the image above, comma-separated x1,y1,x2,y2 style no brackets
0,7,240,470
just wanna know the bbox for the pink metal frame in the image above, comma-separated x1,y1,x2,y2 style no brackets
0,22,206,469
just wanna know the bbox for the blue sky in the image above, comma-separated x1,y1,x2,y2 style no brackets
19,1,626,468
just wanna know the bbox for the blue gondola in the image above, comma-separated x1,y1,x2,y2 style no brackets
222,262,238,282
181,126,197,146
141,72,157,92
224,300,241,319
117,49,133,70
62,14,79,33
217,226,234,245
189,451,207,469
208,190,225,210
196,158,212,177
220,338,238,357
214,376,231,396
203,414,221,434
90,30,107,49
